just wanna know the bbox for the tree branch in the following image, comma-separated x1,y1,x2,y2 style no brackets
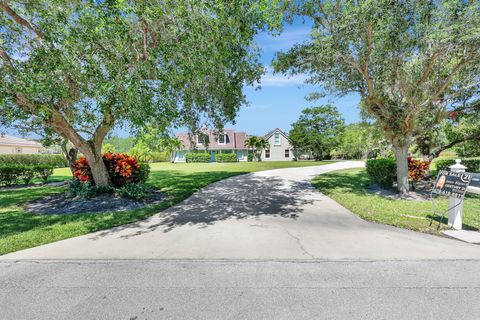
0,1,44,39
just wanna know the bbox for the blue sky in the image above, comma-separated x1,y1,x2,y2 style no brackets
2,19,361,139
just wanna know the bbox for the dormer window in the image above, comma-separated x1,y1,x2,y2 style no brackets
218,133,227,145
274,132,281,146
196,134,208,145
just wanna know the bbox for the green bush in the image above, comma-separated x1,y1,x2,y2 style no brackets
137,162,151,183
0,166,24,186
366,158,397,187
115,183,151,200
151,151,170,162
215,153,238,162
67,180,113,199
0,154,67,168
247,153,254,162
433,158,480,173
19,166,36,185
0,164,55,186
185,152,211,163
33,165,54,184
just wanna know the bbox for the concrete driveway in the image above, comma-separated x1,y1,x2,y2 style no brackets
2,161,480,260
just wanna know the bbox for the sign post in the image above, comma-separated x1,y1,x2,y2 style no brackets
448,160,468,229
431,160,472,230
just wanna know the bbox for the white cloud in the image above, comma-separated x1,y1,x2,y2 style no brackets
260,68,309,87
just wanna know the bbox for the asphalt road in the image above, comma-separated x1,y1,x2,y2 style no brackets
1,259,480,320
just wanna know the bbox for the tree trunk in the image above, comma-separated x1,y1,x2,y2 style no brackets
392,143,410,195
80,143,110,187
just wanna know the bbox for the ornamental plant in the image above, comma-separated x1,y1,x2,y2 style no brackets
73,153,143,188
407,157,430,183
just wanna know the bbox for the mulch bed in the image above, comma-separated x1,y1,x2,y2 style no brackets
367,180,434,201
24,190,165,215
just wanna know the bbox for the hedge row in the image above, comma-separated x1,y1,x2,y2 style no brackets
365,158,397,187
185,153,211,163
0,165,54,186
0,154,67,168
215,153,238,162
433,159,480,173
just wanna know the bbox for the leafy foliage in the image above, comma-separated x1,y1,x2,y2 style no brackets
407,157,430,183
289,105,345,160
434,159,480,174
275,0,480,193
365,159,397,187
0,154,67,168
215,153,238,163
115,183,151,200
185,153,211,163
0,0,282,186
0,164,54,186
72,153,147,188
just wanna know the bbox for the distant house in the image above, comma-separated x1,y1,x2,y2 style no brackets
174,129,248,162
260,128,294,161
0,134,43,155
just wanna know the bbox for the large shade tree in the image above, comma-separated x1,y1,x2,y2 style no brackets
274,0,480,194
0,0,281,186
289,105,345,160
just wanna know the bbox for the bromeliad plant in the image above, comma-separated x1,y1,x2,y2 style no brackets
73,153,144,188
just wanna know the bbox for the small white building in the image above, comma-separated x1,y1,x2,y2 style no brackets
0,134,42,155
260,128,294,161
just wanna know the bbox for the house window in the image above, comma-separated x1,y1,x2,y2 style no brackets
285,149,290,158
196,134,208,145
218,133,227,144
274,133,281,146
265,149,270,158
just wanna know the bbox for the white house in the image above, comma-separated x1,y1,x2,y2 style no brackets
260,128,294,161
0,134,42,155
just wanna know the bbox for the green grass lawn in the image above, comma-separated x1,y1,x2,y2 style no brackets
312,168,480,233
0,161,330,255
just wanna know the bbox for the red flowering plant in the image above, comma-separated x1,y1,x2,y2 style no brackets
72,153,142,188
407,156,430,185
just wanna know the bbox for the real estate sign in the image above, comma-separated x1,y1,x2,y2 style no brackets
432,170,472,199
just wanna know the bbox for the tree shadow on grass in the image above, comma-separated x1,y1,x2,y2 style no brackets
91,172,317,239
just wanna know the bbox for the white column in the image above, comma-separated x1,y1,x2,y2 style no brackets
448,159,467,230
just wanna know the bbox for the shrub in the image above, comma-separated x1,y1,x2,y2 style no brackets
407,157,430,183
33,165,54,184
0,164,54,186
0,165,24,186
185,152,211,163
137,163,151,184
247,153,254,162
215,153,238,162
115,183,151,200
433,158,480,173
68,180,113,199
72,153,142,187
366,158,397,187
0,154,67,168
151,151,170,162
19,165,36,185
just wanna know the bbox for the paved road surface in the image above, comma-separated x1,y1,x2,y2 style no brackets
1,260,479,319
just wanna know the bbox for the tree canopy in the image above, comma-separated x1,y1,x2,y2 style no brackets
275,0,480,194
289,105,345,160
0,0,282,185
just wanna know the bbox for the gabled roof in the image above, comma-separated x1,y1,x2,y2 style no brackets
0,135,42,147
176,129,248,150
264,128,289,140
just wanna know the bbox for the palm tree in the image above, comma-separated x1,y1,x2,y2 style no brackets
255,137,270,162
244,136,259,161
